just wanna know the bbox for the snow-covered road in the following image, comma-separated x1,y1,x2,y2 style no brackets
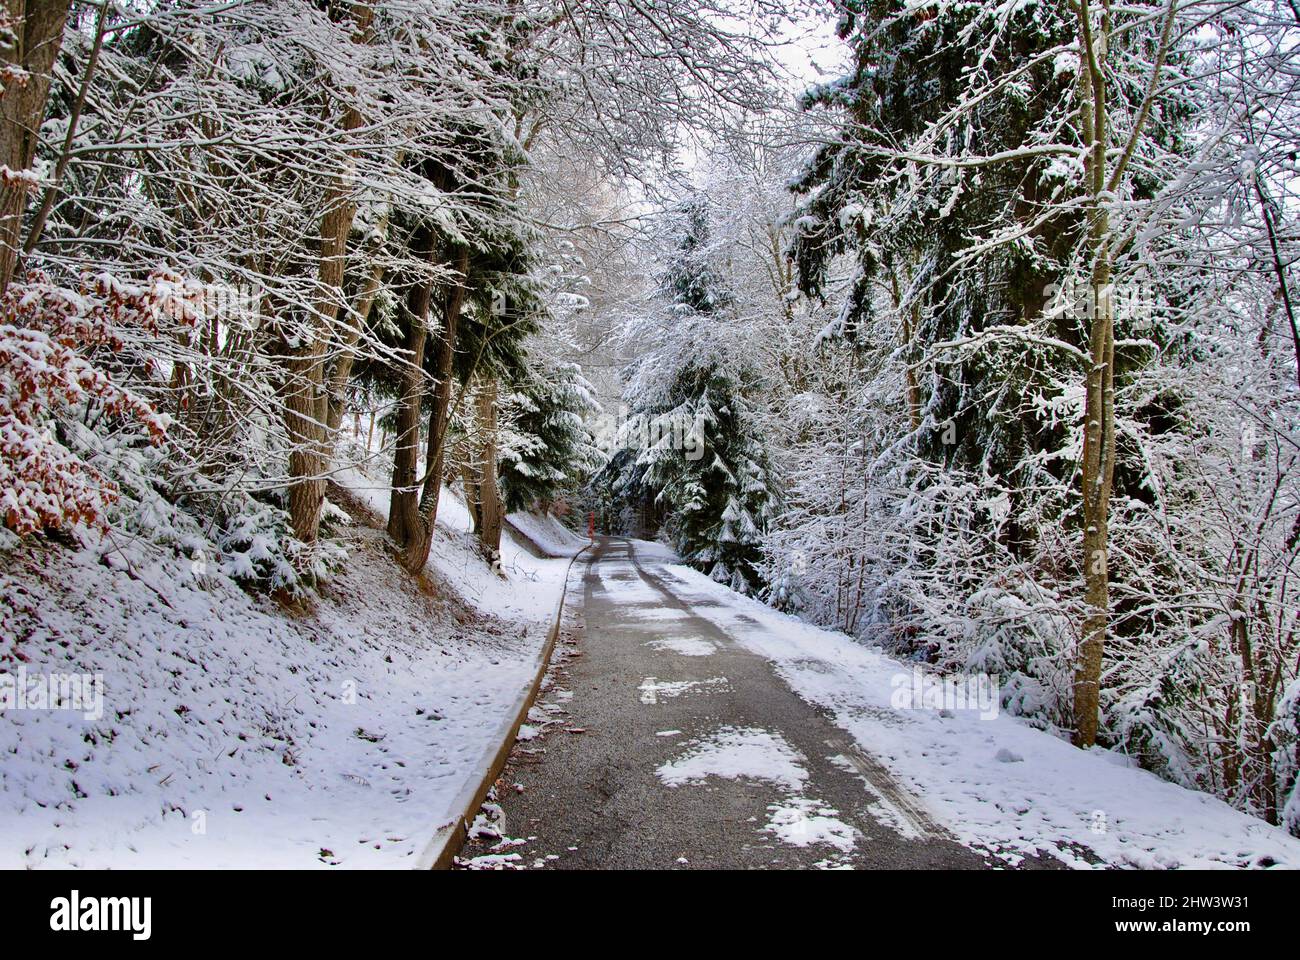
462,538,1300,870
461,537,991,869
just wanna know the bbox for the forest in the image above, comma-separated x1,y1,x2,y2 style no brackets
1,0,1298,863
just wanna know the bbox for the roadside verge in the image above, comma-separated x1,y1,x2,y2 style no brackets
417,540,592,870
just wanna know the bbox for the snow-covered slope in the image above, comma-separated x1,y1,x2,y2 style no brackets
644,546,1300,870
334,468,573,619
506,510,589,558
0,474,572,868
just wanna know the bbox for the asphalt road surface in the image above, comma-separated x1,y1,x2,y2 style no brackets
459,537,991,870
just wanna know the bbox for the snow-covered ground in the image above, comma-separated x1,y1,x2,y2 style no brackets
643,544,1300,870
505,510,589,558
334,467,577,623
0,471,573,868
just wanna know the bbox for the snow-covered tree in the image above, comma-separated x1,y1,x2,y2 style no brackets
600,194,778,592
500,358,601,514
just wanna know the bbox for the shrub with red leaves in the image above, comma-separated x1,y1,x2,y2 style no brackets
0,271,195,535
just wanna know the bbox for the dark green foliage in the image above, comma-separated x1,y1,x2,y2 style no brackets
500,359,601,512
596,194,777,593
789,1,1086,558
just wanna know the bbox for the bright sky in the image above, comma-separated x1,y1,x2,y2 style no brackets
773,7,848,92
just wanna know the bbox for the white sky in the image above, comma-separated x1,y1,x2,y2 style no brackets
772,7,848,91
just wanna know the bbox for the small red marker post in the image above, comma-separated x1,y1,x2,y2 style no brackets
587,510,595,540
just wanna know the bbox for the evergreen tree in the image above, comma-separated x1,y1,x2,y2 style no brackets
789,0,1085,557
599,194,777,593
500,359,602,513
786,0,1202,744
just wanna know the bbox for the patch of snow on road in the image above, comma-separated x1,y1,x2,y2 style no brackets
621,604,690,621
639,677,728,704
765,797,859,853
645,637,715,657
656,726,807,791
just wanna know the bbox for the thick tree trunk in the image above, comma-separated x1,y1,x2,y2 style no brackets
321,148,400,441
387,234,437,549
396,244,470,574
282,6,374,543
284,177,357,542
0,0,73,294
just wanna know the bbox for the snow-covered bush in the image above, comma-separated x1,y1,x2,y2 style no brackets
213,499,344,593
1275,679,1300,838
0,272,185,535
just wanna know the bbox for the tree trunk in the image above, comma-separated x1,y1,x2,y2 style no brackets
282,5,374,543
475,377,504,563
396,244,470,574
321,145,402,441
284,176,357,543
387,232,437,548
1074,258,1114,748
0,0,73,294
1071,3,1119,748
888,264,923,430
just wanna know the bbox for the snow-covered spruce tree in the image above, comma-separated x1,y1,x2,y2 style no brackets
499,358,601,514
492,229,602,516
783,0,1088,724
603,195,777,593
772,0,1300,832
786,0,1198,733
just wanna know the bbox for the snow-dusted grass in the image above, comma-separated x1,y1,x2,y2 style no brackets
333,468,572,621
647,550,1300,870
0,472,572,868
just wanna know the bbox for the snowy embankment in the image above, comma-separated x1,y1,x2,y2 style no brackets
505,510,589,559
646,548,1300,870
0,469,576,868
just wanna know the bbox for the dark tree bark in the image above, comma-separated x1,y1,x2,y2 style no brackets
396,244,470,574
387,230,438,550
474,377,504,564
0,0,73,294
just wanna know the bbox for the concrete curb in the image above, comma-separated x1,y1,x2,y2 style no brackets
417,540,593,870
